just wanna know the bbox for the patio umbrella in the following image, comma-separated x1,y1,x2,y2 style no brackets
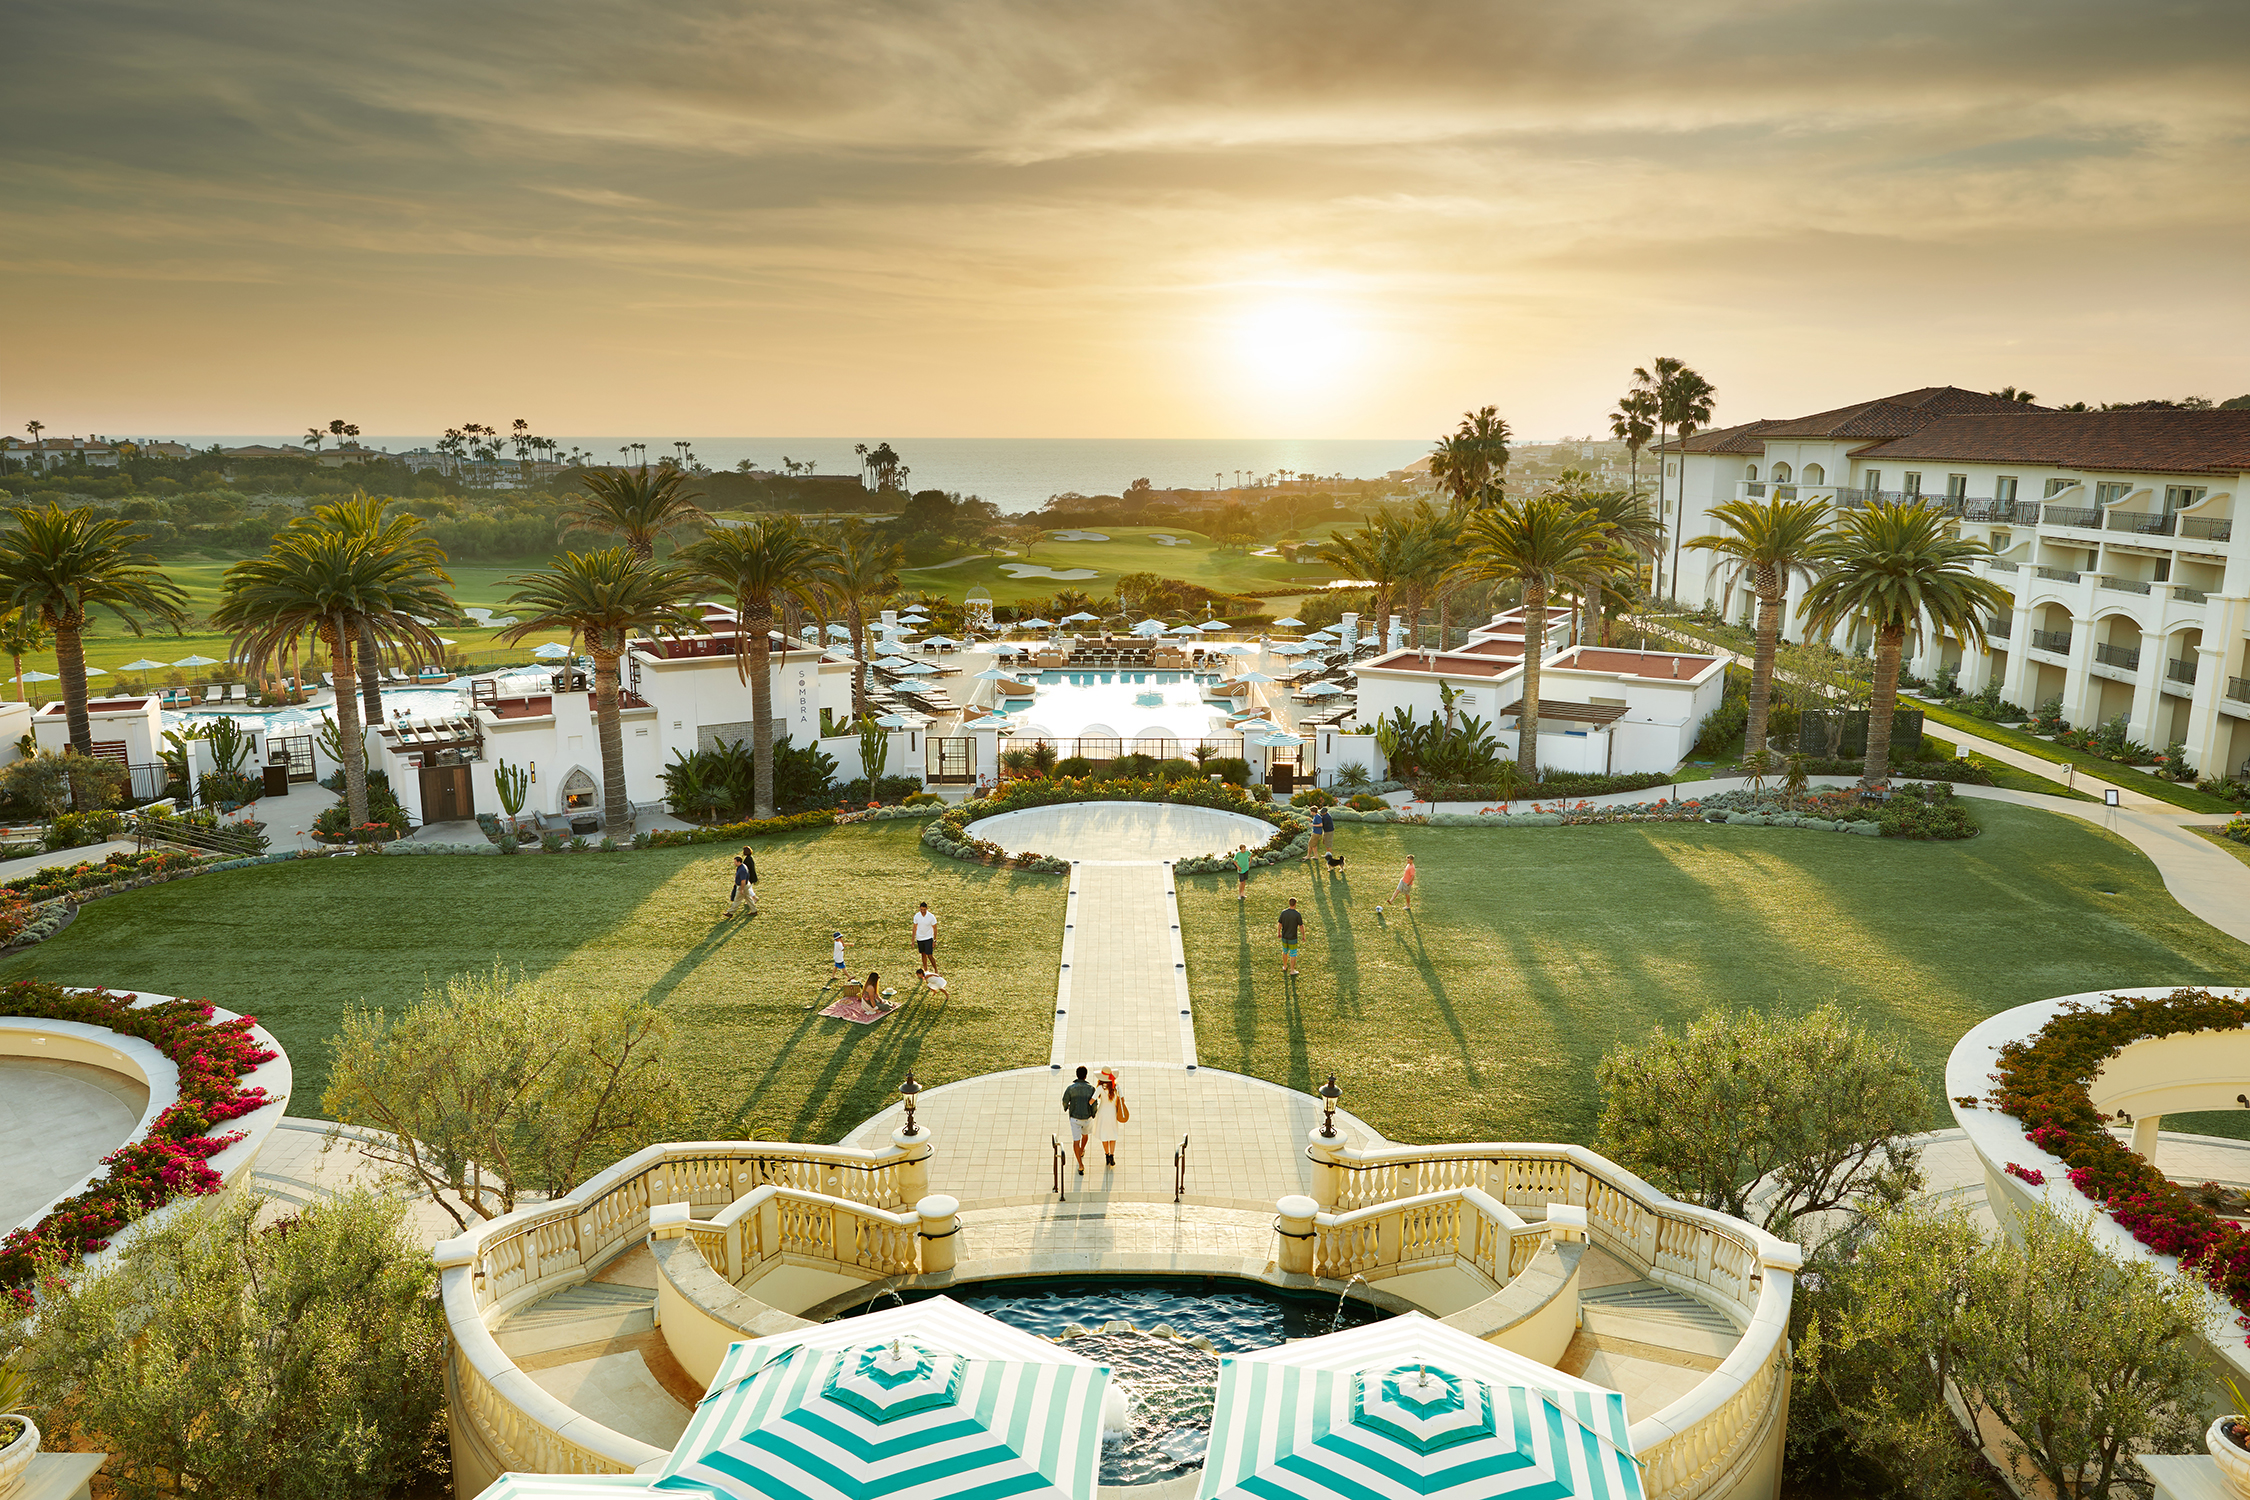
1235,670,1276,684
119,658,170,672
1300,681,1347,696
81,666,109,676
18,671,57,683
1272,616,1307,628
1256,731,1304,747
988,641,1027,655
923,634,959,647
1198,620,1231,632
972,668,1014,681
876,712,927,728
532,642,572,659
1020,617,1058,629
827,623,853,638
1167,624,1203,636
1198,1312,1640,1500
173,654,220,667
1132,619,1168,634
1214,643,1258,656
896,661,938,674
437,638,457,646
656,1296,1110,1500
1062,611,1101,623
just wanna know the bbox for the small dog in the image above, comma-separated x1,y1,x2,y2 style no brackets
1323,852,1347,873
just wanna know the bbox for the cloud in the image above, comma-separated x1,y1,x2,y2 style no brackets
4,0,2248,434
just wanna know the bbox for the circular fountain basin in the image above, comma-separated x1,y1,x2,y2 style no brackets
836,1275,1390,1486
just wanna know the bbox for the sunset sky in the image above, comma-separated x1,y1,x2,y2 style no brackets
9,0,2248,441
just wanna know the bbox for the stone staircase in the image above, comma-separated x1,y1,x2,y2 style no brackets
494,1281,657,1360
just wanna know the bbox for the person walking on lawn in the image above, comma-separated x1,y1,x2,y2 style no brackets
728,855,755,916
1391,854,1416,911
912,901,938,975
1094,1066,1128,1168
1062,1065,1099,1175
1233,844,1254,901
1277,897,1305,976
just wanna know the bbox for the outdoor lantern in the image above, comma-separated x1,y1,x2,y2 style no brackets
529,761,537,783
1319,1073,1342,1138
898,1071,924,1136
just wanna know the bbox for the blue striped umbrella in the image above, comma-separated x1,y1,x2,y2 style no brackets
1197,1314,1640,1500
653,1298,1110,1500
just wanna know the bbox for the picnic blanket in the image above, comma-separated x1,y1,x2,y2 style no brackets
820,993,895,1024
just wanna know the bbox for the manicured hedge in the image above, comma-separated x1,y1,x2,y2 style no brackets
923,776,1308,873
1989,988,2250,1322
0,981,277,1301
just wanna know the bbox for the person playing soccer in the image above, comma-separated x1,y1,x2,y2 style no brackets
1278,897,1305,976
828,931,849,985
1391,855,1416,910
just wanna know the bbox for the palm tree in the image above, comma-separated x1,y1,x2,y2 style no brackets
1633,357,1718,599
1687,498,1831,755
314,496,449,728
679,519,837,818
1549,472,1664,645
1798,502,2010,786
1462,497,1612,779
0,613,51,701
1427,406,1512,513
0,505,189,757
819,523,903,718
1609,389,1658,498
1989,385,2038,404
214,517,453,829
564,465,708,562
499,550,694,835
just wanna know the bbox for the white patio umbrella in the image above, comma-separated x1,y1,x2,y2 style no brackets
531,642,572,659
1300,681,1348,696
895,661,938,674
1257,731,1305,747
1167,623,1202,636
1197,620,1230,632
119,658,170,672
972,668,1014,681
1019,616,1058,629
172,654,220,667
923,634,960,647
81,666,109,677
1197,1312,1639,1500
988,641,1028,655
1215,643,1258,656
1272,616,1307,627
1061,611,1100,623
657,1297,1110,1500
1235,670,1276,684
1132,618,1168,634
18,671,57,683
876,712,928,728
1268,641,1313,656
437,638,457,646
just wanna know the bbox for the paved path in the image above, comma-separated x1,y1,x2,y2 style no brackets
249,1116,497,1248
1055,862,1195,1067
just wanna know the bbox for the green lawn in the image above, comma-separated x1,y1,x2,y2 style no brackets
896,526,1339,605
1177,802,2250,1148
0,822,1065,1145
1917,701,2236,813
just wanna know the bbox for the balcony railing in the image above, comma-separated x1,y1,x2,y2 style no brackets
2107,511,2176,536
2030,629,2073,654
2093,642,2141,671
2169,658,2199,685
2181,516,2234,542
2231,677,2250,703
1985,558,2020,572
1987,614,2013,639
2176,586,2210,604
2036,565,2083,583
2043,505,2102,529
2100,575,2152,595
1743,482,1764,498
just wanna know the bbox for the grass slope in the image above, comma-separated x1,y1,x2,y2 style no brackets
0,822,1064,1146
897,526,1339,605
1177,802,2250,1148
1917,701,2236,813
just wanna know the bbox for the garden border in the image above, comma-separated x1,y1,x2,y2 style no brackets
922,777,1310,874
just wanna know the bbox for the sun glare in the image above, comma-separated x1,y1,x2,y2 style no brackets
1226,296,1361,396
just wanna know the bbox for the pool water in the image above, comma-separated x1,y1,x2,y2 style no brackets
840,1276,1389,1485
156,670,558,731
1003,670,1230,742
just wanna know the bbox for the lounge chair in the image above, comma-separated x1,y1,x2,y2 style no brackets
386,667,409,684
322,673,336,688
203,685,222,704
227,684,247,703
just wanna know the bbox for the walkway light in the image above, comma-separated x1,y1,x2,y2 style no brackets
1319,1074,1342,1138
899,1071,925,1136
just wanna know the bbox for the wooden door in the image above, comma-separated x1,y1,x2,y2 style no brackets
419,764,474,823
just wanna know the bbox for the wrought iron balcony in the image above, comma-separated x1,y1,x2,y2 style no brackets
2106,511,2175,536
2175,586,2210,604
2099,575,2152,595
2231,676,2250,703
2029,628,2073,654
2168,658,2199,685
2043,505,2102,529
2093,642,2142,671
1986,614,2012,639
2035,565,2083,583
2180,516,2234,542
1984,558,2020,572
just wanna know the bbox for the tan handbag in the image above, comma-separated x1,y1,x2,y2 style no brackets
1113,1095,1130,1124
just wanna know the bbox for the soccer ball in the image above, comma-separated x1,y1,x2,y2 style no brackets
1375,905,1384,914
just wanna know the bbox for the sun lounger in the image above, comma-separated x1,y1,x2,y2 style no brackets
227,684,247,703
386,667,409,684
203,686,222,704
322,673,336,688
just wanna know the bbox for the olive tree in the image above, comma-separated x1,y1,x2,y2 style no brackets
1795,1203,2206,1499
321,963,688,1227
11,1188,446,1500
1595,1002,1927,1239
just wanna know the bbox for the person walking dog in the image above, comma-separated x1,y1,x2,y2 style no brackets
1061,1065,1099,1175
1095,1066,1128,1168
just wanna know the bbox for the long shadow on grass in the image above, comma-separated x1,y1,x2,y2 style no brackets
1306,873,1360,1019
1226,893,1259,1068
637,916,755,1008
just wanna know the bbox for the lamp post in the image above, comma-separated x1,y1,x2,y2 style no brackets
898,1071,924,1137
1319,1073,1342,1138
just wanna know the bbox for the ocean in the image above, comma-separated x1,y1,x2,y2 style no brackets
165,436,1434,513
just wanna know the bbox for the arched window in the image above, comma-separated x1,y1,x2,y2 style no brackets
1745,464,1759,482
1772,462,1793,483
1804,463,1825,484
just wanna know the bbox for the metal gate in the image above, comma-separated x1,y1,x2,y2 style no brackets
926,737,975,784
270,734,317,782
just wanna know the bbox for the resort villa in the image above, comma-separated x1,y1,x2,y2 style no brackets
1657,390,2250,779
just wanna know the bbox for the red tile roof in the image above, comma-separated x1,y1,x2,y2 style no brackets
1849,411,2250,475
1658,387,2044,453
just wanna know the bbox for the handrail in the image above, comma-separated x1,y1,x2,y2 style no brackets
1310,1139,1801,1499
1052,1134,1066,1200
1174,1134,1189,1204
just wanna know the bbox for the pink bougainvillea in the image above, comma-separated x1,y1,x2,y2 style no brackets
0,981,275,1301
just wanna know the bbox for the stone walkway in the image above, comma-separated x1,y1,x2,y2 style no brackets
249,1116,492,1247
1055,863,1194,1068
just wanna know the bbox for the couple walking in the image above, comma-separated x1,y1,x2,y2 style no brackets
1060,1064,1127,1174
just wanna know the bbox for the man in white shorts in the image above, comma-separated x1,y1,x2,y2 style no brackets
912,901,939,975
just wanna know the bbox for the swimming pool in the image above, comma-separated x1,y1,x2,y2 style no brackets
157,669,559,730
1002,670,1229,741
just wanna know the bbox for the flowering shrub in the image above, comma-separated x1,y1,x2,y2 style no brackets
2004,1162,2046,1186
0,981,276,1301
643,808,837,847
4,848,199,902
2222,814,2250,845
1990,988,2250,1322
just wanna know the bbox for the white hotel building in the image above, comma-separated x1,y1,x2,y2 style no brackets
1659,388,2250,780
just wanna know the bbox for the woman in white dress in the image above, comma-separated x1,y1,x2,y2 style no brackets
1095,1066,1126,1168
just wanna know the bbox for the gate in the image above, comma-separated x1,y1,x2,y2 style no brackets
270,734,317,782
419,763,474,823
927,737,975,785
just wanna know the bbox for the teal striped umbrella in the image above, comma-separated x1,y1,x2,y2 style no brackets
653,1297,1110,1500
1197,1314,1641,1500
472,1476,711,1499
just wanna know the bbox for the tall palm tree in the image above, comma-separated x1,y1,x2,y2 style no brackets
317,496,449,728
1687,498,1831,755
0,613,51,701
1462,497,1612,779
564,465,708,562
1427,406,1512,513
1609,389,1658,499
0,505,189,756
679,519,837,818
820,523,904,718
1798,502,2009,786
1549,472,1664,645
499,550,694,835
1646,360,1716,599
215,519,453,828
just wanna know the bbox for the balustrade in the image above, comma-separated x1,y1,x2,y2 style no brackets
2098,575,2152,596
2093,642,2142,671
2035,565,2083,583
2044,505,2102,529
2181,516,2234,542
2029,629,2073,654
2169,658,2199,685
2230,676,2250,703
2106,511,2175,536
1984,558,2019,572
